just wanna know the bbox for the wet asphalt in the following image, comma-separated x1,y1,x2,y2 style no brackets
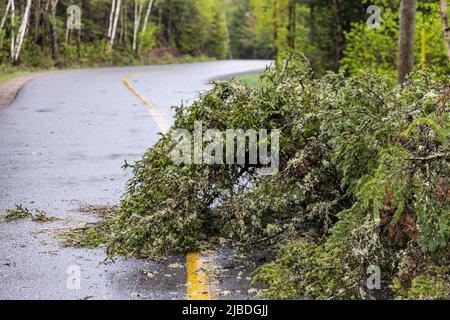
0,60,272,300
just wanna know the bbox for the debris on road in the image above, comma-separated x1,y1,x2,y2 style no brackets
1,204,60,223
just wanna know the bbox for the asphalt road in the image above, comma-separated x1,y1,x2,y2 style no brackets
0,60,272,300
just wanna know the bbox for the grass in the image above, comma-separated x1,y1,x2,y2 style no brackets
238,72,265,88
0,65,44,83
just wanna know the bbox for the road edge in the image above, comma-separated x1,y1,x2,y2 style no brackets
0,72,47,109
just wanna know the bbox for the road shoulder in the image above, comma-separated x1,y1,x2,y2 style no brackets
0,73,46,109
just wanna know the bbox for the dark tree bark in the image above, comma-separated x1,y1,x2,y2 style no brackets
287,0,296,50
332,0,343,70
49,0,59,61
309,0,316,46
272,0,278,61
397,0,417,84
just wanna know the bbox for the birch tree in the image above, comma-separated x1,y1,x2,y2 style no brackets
10,0,15,58
397,0,417,84
108,0,121,51
0,0,13,30
133,0,143,52
12,0,31,63
141,0,154,33
108,0,116,39
440,0,450,61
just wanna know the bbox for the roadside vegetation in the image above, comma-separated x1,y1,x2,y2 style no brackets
61,55,449,299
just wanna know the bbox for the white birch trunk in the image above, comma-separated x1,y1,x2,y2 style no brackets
0,0,12,30
440,0,450,61
107,0,116,39
141,0,154,33
132,0,143,51
13,0,32,63
108,0,121,51
10,0,15,59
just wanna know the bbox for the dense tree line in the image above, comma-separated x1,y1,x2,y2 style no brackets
0,0,449,79
0,0,229,67
227,0,450,78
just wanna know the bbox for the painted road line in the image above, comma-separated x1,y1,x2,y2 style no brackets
122,73,212,300
186,252,212,300
122,73,170,134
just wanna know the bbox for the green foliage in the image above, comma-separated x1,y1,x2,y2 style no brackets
253,240,358,299
0,0,227,70
99,56,449,298
238,72,265,88
59,220,113,249
139,24,157,55
390,268,450,300
1,205,33,221
157,0,228,58
342,2,450,79
1,205,59,223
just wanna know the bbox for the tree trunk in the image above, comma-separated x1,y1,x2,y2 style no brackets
108,0,121,51
12,0,32,63
49,0,59,61
167,0,172,45
132,0,143,52
158,4,162,30
440,0,450,61
33,0,42,43
287,0,296,50
0,0,12,30
141,0,154,32
124,1,128,46
332,0,343,70
119,1,124,44
272,0,278,62
397,0,417,84
108,0,116,39
309,0,316,46
10,0,15,58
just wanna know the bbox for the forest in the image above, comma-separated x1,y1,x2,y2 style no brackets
0,0,448,76
1,0,449,300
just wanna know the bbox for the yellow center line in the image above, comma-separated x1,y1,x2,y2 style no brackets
122,72,212,301
122,72,170,134
186,252,212,300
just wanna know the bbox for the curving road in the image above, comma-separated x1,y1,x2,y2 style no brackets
0,60,272,299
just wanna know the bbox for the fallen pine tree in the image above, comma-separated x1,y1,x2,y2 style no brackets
67,56,449,299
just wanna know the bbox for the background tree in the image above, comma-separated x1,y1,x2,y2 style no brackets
440,0,450,61
398,0,417,83
12,0,31,64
